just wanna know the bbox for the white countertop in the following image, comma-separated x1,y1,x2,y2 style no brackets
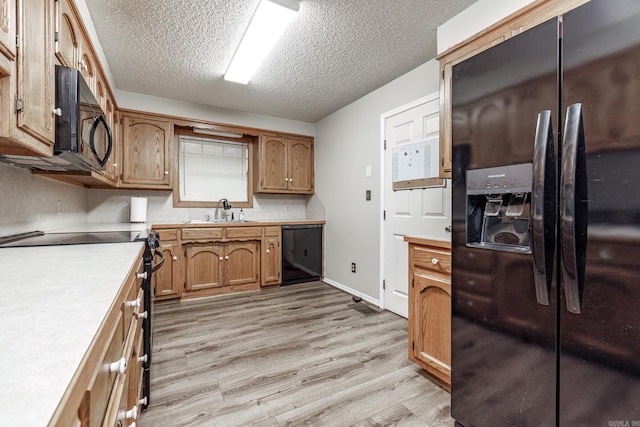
0,241,144,426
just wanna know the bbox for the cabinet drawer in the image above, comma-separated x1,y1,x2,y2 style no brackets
226,226,262,239
182,228,223,242
412,246,451,274
155,228,177,242
89,310,124,425
264,226,280,237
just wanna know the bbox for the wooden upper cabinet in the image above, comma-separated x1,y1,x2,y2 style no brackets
78,40,96,93
54,0,79,69
255,133,314,194
14,0,55,152
120,113,172,188
288,138,313,193
0,0,16,74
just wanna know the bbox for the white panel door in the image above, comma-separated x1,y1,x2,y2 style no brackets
382,94,451,317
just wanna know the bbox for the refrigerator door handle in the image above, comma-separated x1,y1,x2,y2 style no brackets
532,110,556,305
561,103,585,314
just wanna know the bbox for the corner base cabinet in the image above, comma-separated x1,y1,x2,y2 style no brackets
405,237,452,390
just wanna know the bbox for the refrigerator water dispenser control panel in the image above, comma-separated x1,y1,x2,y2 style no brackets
466,163,533,253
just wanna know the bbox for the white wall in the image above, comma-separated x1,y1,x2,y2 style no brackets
314,60,440,304
116,90,315,137
437,0,536,54
0,163,88,236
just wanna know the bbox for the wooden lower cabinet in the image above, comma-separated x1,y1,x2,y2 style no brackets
152,240,183,300
406,237,452,390
49,250,146,427
262,226,281,286
185,241,260,296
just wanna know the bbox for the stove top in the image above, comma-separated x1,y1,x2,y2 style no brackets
0,230,145,247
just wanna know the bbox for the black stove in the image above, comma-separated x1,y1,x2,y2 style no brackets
0,230,146,247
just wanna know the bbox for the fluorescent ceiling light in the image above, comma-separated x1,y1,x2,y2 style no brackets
192,128,244,138
224,0,300,84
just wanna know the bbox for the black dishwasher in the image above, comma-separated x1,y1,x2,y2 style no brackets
281,224,323,285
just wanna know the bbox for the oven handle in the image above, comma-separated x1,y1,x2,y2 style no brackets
151,249,165,272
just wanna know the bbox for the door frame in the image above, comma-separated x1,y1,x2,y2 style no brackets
378,91,440,310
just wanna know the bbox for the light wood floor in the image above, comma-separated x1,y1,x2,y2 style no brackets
140,281,453,427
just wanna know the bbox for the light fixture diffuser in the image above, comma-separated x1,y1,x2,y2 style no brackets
192,128,244,138
224,0,300,84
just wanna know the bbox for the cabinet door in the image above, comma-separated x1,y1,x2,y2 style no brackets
152,241,183,300
77,37,95,92
225,242,260,287
16,0,55,146
55,0,79,69
185,245,224,291
259,134,288,191
0,0,16,64
411,272,451,386
121,114,172,187
262,235,281,286
287,138,313,193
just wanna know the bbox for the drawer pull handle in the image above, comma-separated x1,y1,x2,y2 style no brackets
125,297,141,308
109,357,127,374
136,311,148,319
431,258,439,265
118,405,137,420
137,272,148,280
138,354,148,364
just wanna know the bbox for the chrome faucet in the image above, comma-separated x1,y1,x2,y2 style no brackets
214,198,231,221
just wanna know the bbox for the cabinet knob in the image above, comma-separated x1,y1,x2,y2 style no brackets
138,354,148,364
52,107,62,116
125,297,141,308
108,357,127,374
136,311,148,319
139,396,148,406
431,258,439,265
137,271,148,280
164,171,169,175
219,256,223,261
118,405,137,421
225,255,229,260
266,249,270,253
78,59,87,70
173,255,178,261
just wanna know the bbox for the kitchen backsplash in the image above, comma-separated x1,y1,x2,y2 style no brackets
87,190,316,224
0,163,88,236
1,163,324,237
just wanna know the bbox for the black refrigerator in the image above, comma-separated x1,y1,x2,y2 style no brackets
451,1,640,426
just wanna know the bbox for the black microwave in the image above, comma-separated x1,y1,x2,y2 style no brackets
0,66,113,172
54,65,112,171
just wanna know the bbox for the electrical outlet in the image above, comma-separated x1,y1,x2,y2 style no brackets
351,262,356,273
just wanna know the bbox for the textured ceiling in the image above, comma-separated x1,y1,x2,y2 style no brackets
84,0,477,123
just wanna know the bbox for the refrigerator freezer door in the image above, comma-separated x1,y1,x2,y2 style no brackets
451,17,559,427
560,0,640,424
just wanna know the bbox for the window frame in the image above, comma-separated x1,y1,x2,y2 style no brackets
172,129,254,208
